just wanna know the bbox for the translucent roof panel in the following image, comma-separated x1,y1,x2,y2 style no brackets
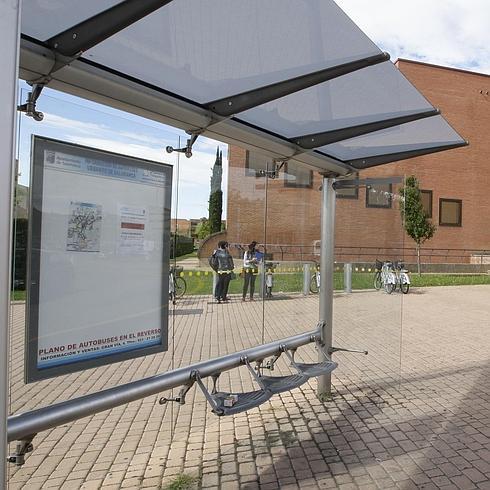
318,116,466,161
22,0,381,103
21,1,122,40
19,0,467,172
238,62,435,137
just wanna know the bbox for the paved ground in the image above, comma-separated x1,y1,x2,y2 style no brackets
6,285,490,489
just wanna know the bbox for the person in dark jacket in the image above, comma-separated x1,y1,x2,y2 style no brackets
210,241,234,303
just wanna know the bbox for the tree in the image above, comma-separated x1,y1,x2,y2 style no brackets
195,218,211,240
208,147,223,234
399,176,436,275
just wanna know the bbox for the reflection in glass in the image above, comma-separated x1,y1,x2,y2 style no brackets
366,183,393,208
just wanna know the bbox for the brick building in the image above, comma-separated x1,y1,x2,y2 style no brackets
222,60,490,265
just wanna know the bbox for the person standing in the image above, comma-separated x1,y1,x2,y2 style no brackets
242,241,259,301
210,241,234,303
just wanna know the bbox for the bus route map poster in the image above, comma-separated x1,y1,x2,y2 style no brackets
26,136,172,382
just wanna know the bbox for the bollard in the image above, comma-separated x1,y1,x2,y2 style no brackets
258,262,265,299
212,272,218,299
344,263,352,293
303,263,311,295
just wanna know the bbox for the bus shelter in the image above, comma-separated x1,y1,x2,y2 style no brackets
1,0,466,482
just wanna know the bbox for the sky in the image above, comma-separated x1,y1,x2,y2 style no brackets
335,0,490,75
17,85,228,220
17,1,489,219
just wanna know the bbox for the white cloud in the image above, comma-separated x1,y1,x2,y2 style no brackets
63,134,228,219
43,113,110,134
335,0,490,74
43,113,170,148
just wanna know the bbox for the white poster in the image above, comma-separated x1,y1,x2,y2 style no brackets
117,205,147,255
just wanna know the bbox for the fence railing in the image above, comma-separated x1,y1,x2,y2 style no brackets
228,243,490,265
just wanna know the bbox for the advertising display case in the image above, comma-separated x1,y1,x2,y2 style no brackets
26,136,172,382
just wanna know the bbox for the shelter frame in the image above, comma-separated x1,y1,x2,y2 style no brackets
1,0,22,479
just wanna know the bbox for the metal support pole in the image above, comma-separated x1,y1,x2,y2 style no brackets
1,0,21,484
303,264,311,295
344,263,352,294
317,177,336,399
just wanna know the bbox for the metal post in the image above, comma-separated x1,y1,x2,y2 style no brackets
344,263,352,293
303,263,311,295
1,0,21,483
258,262,265,300
212,272,218,299
317,177,336,399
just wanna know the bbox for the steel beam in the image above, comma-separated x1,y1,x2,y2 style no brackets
317,177,336,398
333,176,403,190
292,109,439,149
0,0,21,482
206,52,390,117
348,141,468,169
47,0,175,58
8,330,317,443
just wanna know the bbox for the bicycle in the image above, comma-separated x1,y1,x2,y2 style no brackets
310,264,320,294
169,265,186,302
380,260,410,294
393,261,410,294
380,261,396,294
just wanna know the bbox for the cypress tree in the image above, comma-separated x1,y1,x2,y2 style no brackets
209,147,223,234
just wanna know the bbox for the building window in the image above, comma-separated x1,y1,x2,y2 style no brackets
284,162,313,188
366,183,392,208
420,190,433,218
245,150,270,177
336,173,359,199
439,198,462,226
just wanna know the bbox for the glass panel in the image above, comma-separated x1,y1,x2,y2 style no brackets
439,198,462,226
8,84,247,487
332,168,406,418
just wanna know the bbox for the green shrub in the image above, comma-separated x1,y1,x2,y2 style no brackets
12,218,28,290
170,234,194,258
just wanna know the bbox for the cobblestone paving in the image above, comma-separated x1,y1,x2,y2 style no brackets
6,285,490,489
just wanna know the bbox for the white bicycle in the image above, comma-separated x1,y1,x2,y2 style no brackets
310,264,321,294
382,261,410,294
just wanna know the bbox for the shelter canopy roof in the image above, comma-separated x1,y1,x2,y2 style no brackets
19,0,467,176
